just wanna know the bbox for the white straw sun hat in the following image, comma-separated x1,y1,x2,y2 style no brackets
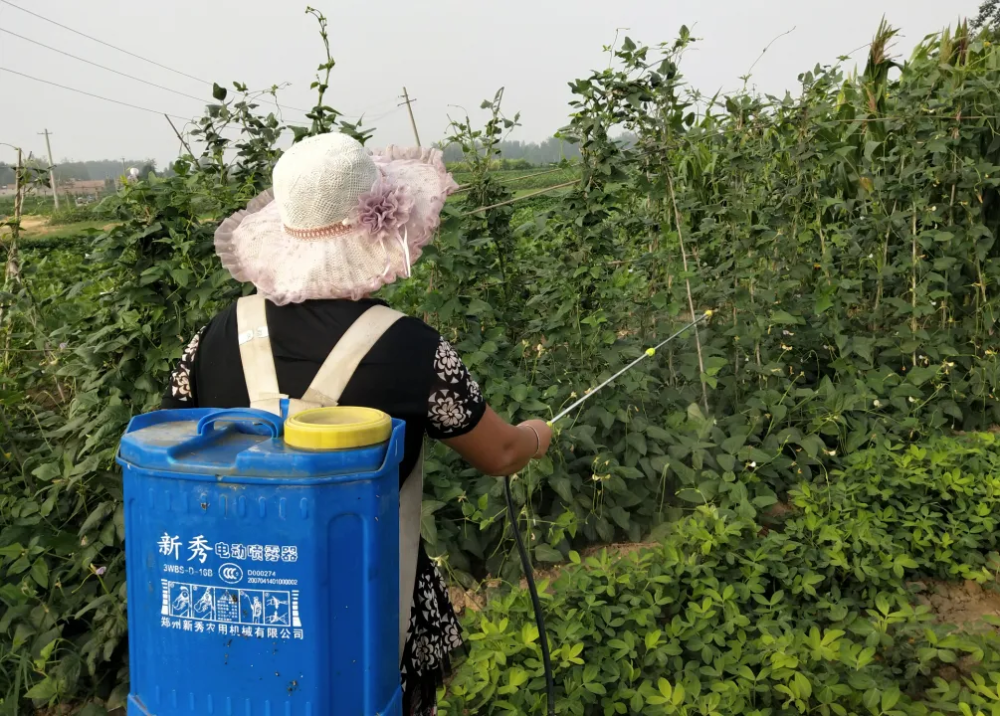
214,133,458,305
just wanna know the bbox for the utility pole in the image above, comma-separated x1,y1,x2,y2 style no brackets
39,129,59,209
399,87,421,147
8,148,23,280
12,149,23,238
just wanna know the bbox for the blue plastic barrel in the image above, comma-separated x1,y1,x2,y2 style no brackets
117,407,404,716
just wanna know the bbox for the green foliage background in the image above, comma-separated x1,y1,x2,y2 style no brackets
3,12,1000,715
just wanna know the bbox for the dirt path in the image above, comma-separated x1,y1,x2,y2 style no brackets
0,215,48,236
914,579,1000,630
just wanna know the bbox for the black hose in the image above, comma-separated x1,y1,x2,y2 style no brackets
503,475,556,716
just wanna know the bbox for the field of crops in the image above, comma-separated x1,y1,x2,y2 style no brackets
4,16,1000,716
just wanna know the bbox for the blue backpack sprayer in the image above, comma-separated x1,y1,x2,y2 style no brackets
117,312,710,716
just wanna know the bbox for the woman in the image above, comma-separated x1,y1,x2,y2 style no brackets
160,133,553,715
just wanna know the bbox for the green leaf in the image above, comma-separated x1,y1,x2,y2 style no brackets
676,488,705,504
794,672,812,700
717,453,736,472
78,502,114,536
644,630,662,650
771,310,802,325
508,668,528,688
31,464,60,482
626,433,647,455
24,677,58,701
907,365,939,386
30,559,48,588
852,337,875,363
534,544,563,563
467,298,493,316
212,83,228,101
882,686,901,711
658,678,672,698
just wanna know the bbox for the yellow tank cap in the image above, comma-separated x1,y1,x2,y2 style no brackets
285,407,392,451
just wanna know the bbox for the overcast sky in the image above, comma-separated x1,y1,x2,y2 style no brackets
0,0,979,168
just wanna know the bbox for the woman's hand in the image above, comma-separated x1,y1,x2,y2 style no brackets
517,420,552,458
443,408,556,476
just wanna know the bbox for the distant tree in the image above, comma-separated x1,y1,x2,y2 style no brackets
974,0,1000,31
55,159,157,181
439,135,582,166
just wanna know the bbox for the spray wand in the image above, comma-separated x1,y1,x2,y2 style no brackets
503,310,713,716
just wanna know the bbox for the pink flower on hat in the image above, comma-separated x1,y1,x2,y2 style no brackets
356,179,414,240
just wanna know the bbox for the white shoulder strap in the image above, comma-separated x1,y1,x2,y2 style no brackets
236,296,284,416
301,305,404,406
300,305,419,663
398,452,423,662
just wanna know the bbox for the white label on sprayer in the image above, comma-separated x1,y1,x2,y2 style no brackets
159,580,304,639
155,532,304,639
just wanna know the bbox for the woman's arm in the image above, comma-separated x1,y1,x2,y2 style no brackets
424,335,553,475
442,408,552,476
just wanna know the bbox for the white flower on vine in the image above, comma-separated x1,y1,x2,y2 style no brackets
908,397,916,403
873,399,882,407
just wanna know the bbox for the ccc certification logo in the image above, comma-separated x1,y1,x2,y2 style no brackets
219,563,244,585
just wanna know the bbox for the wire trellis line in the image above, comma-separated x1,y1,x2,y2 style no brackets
453,166,577,194
461,181,578,217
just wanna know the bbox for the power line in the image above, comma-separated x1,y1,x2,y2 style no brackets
363,106,402,123
0,0,315,118
0,66,191,120
0,0,395,122
0,27,211,106
0,0,209,85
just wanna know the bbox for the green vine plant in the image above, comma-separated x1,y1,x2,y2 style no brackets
0,8,375,711
2,12,1000,716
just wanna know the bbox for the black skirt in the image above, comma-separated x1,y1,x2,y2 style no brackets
401,543,464,714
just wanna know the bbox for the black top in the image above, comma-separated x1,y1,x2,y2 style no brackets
161,297,478,708
161,297,487,480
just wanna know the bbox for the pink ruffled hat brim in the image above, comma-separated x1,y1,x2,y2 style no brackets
214,145,458,305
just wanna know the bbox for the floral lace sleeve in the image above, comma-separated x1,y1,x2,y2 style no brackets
162,329,205,407
426,337,486,439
